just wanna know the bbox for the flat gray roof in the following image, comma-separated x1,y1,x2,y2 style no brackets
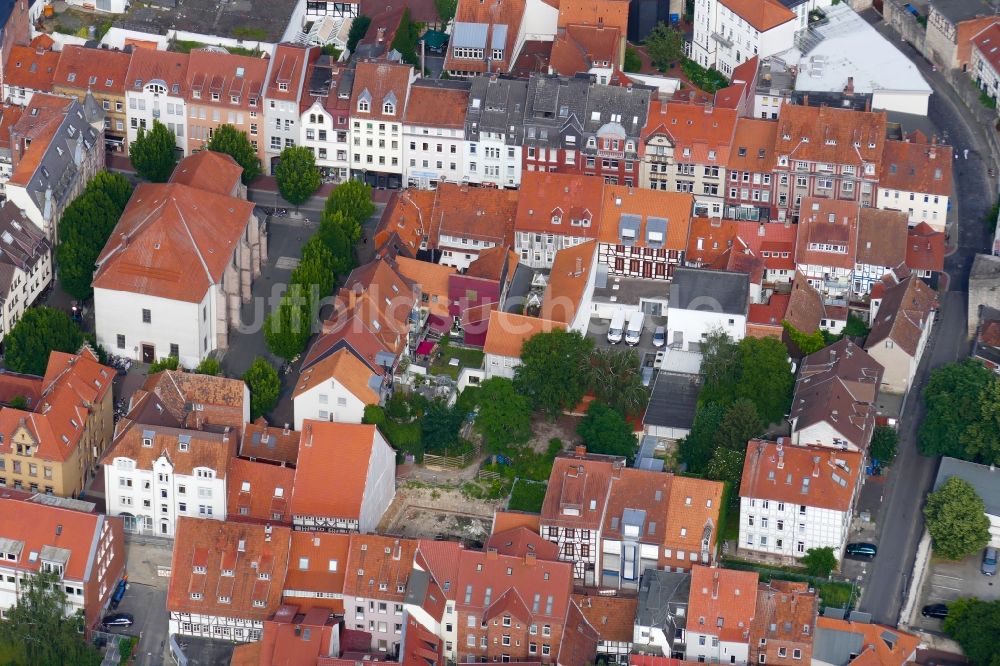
935,457,1000,517
642,371,701,430
669,268,749,315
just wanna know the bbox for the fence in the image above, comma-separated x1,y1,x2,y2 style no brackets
423,445,481,470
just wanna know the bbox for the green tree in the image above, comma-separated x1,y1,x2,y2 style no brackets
264,289,312,361
802,547,837,578
735,336,794,426
148,356,181,372
474,378,533,451
435,0,458,23
924,477,992,560
705,447,746,494
698,329,741,405
292,236,337,297
645,22,685,71
206,124,262,183
325,180,376,243
0,571,100,666
943,598,1000,666
275,146,322,207
587,347,648,417
714,398,762,451
514,329,594,418
347,15,372,53
624,46,642,73
678,402,725,474
782,320,826,355
194,357,222,376
7,395,27,410
422,398,463,452
130,120,177,182
920,360,1000,462
6,307,83,376
870,426,898,465
390,8,421,67
243,356,280,420
87,171,133,210
56,189,124,299
317,209,357,276
576,402,637,462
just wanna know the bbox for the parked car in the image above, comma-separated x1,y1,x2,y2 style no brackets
845,542,878,558
921,603,948,619
102,613,134,628
982,547,998,576
652,326,666,348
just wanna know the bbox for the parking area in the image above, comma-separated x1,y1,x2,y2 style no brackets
911,549,1000,632
171,636,237,665
110,536,173,665
585,314,668,358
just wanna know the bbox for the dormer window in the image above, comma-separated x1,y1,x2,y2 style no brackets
142,437,152,448
193,565,206,574
211,92,220,102
221,568,234,577
383,102,395,115
230,95,240,104
551,215,561,225
192,90,201,99
67,73,76,83
358,99,370,113
279,82,289,92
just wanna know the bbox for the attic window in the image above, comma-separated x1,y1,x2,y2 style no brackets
142,437,152,447
134,79,142,89
105,79,113,86
68,73,77,82
88,75,97,85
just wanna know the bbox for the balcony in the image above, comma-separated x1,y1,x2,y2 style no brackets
712,32,733,48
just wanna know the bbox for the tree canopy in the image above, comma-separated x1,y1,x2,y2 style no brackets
88,171,133,211
6,307,84,376
577,402,637,462
148,356,181,373
130,120,177,182
317,209,357,277
920,360,1000,463
802,547,837,578
870,426,898,465
390,8,421,67
206,124,262,184
194,357,222,376
275,146,322,207
474,377,533,451
264,285,312,361
0,571,100,666
923,476,992,560
943,598,1000,666
422,398,463,452
678,402,725,474
514,329,594,418
347,15,371,53
586,347,648,417
644,23,685,71
243,357,281,420
324,181,376,243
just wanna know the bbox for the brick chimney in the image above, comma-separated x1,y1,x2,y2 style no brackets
574,445,587,458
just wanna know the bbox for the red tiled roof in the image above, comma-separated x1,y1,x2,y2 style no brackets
741,439,861,512
168,150,243,196
572,594,637,643
643,101,737,166
686,217,739,267
293,347,381,404
542,241,596,324
541,450,621,530
167,518,292,620
350,61,412,123
548,24,620,76
483,311,565,358
284,531,351,608
239,420,300,466
290,422,385,520
6,44,60,92
265,44,315,101
125,48,190,96
92,181,255,303
52,45,131,95
735,221,797,271
974,23,1000,81
226,457,295,524
866,276,937,356
402,85,469,128
857,208,908,268
814,617,918,666
0,496,108,581
515,172,604,236
430,183,519,247
905,222,946,273
878,139,953,196
720,0,794,31
445,0,526,74
795,198,860,270
343,534,419,601
485,526,560,561
749,581,817,664
775,105,886,168
729,118,778,173
687,565,759,643
599,185,693,251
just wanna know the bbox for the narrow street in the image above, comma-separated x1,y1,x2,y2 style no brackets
856,10,997,625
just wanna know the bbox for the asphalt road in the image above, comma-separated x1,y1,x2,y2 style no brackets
857,10,997,626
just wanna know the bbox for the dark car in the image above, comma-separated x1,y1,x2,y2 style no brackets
921,603,948,619
101,613,134,628
982,547,998,576
845,542,878,558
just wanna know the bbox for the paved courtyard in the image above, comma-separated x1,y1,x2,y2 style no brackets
911,549,1000,632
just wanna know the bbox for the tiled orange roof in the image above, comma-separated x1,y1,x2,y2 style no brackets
92,182,255,303
0,496,107,580
735,221,797,271
445,0,526,74
857,207,907,268
974,22,1000,77
741,439,861,512
686,217,739,266
541,450,620,530
572,594,637,643
186,49,268,108
293,347,381,404
52,45,131,95
284,531,351,608
466,246,519,282
814,617,919,666
775,105,886,168
549,24,620,76
878,139,953,196
643,101,737,166
456,547,573,622
557,0,629,34
795,198,860,270
350,61,412,123
491,510,540,534
125,48,189,96
729,118,778,173
515,172,605,236
8,94,79,188
168,150,243,196
483,311,565,358
265,44,314,101
394,256,454,318
6,44,59,92
226,457,295,524
167,518,292,621
541,241,596,324
599,185,693,251
343,534,419,601
486,526,560,560
687,565,759,643
138,370,247,431
433,183,520,246
749,580,817,665
720,0,794,31
748,293,790,329
374,189,437,255
402,84,469,128
664,475,725,554
102,420,235,476
906,222,945,274
239,420,300,465
290,421,384,520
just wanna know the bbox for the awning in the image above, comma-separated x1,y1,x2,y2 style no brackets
421,30,449,49
416,340,436,355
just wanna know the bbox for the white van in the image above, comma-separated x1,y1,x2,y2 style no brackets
625,311,645,346
607,309,626,344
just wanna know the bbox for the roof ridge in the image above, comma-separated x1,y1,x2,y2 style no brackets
171,197,216,287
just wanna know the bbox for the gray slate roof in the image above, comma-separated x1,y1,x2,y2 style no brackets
930,0,999,25
669,267,750,315
466,76,527,145
635,568,690,655
642,371,701,430
0,200,49,301
812,626,865,666
935,457,1000,517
